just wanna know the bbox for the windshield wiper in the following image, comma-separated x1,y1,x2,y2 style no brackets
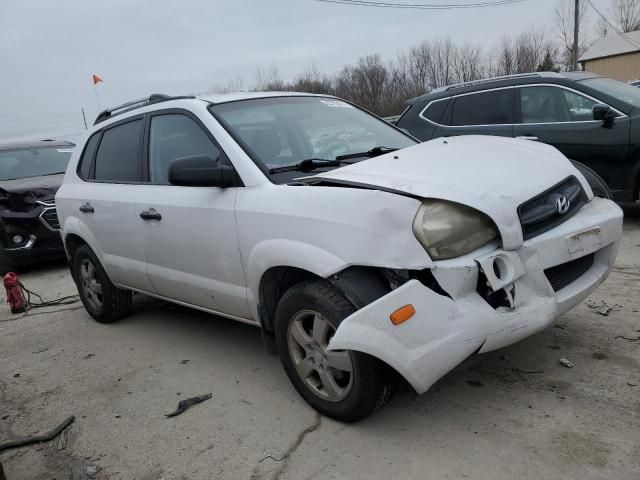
335,146,398,161
268,158,351,174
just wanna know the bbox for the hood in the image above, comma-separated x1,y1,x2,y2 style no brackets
0,173,64,212
302,136,587,250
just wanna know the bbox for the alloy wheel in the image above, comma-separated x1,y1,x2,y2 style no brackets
287,310,353,402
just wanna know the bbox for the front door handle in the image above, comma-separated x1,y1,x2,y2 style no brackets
139,208,162,221
516,135,539,141
79,203,94,213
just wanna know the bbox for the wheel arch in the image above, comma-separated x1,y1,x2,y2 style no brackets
257,264,392,354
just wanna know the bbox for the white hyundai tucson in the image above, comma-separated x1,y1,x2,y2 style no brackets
56,92,623,422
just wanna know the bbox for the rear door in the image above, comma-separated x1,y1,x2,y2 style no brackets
513,84,630,185
71,116,153,291
434,87,515,138
135,110,250,319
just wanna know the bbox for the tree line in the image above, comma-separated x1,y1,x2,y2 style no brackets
208,0,640,117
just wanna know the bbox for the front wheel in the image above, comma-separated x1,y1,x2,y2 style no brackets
275,280,396,422
73,245,132,323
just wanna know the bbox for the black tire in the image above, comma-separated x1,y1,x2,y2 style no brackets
275,280,396,422
570,160,613,200
73,244,131,323
0,246,13,277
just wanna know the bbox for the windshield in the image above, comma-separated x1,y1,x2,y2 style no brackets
0,146,73,181
210,96,416,182
580,77,640,108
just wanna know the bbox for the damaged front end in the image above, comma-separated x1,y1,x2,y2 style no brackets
0,185,65,265
327,198,622,394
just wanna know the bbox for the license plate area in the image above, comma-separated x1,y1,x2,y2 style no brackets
567,227,601,254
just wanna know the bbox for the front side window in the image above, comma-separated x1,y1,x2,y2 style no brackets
149,114,221,184
0,146,73,181
210,96,416,183
520,86,598,123
94,119,142,182
451,89,514,126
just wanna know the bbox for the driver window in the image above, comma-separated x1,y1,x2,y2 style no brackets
520,86,598,124
149,114,221,184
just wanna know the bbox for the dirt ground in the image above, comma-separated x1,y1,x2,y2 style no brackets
1,216,639,480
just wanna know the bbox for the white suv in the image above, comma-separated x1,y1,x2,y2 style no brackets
56,92,623,422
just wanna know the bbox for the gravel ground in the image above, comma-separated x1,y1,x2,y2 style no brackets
1,216,639,480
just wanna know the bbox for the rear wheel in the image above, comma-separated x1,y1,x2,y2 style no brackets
275,280,396,422
73,245,131,323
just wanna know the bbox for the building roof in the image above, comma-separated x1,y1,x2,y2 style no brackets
579,30,640,62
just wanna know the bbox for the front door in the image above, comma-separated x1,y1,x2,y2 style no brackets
135,111,250,319
513,85,630,192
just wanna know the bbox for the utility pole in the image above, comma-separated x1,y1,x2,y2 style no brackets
573,0,579,71
81,108,88,130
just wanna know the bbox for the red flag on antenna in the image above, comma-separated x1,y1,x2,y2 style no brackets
92,74,103,85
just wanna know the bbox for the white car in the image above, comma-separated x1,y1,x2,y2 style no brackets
56,92,623,422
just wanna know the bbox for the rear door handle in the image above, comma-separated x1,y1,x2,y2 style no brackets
79,203,94,213
139,208,162,221
516,135,539,141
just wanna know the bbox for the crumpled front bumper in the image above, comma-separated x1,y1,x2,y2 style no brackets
328,198,623,394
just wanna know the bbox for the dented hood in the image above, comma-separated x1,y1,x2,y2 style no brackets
0,173,63,212
304,136,586,249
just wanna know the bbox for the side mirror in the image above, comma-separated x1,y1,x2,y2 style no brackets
593,104,615,128
168,154,236,187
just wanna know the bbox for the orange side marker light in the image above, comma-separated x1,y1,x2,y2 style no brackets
390,304,416,325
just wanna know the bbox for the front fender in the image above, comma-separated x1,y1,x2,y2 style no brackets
246,239,346,308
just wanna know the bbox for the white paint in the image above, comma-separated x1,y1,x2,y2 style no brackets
56,92,623,396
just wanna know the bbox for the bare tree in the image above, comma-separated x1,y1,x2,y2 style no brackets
206,76,244,94
427,37,455,88
555,0,590,70
255,64,286,91
495,36,516,76
453,41,484,83
611,0,640,32
290,64,334,94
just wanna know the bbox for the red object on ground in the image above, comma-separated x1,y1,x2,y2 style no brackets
4,272,25,314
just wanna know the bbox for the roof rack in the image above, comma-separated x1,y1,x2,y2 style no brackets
430,72,566,94
93,94,195,125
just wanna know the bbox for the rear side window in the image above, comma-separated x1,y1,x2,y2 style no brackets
451,89,514,126
421,98,449,124
78,133,100,179
94,119,142,182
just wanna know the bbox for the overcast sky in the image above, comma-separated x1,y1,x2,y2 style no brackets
0,0,611,141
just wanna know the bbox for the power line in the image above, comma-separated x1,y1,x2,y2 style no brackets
314,0,527,10
584,0,640,49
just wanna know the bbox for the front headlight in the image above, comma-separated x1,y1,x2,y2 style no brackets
412,199,498,260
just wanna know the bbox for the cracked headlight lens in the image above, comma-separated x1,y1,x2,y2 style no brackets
413,199,498,260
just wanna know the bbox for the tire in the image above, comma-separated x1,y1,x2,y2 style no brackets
72,244,132,323
570,160,613,200
0,247,13,277
274,280,396,422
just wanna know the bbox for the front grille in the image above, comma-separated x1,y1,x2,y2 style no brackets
544,253,595,292
39,207,60,230
518,176,587,240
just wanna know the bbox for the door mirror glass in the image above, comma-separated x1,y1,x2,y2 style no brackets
168,154,236,187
